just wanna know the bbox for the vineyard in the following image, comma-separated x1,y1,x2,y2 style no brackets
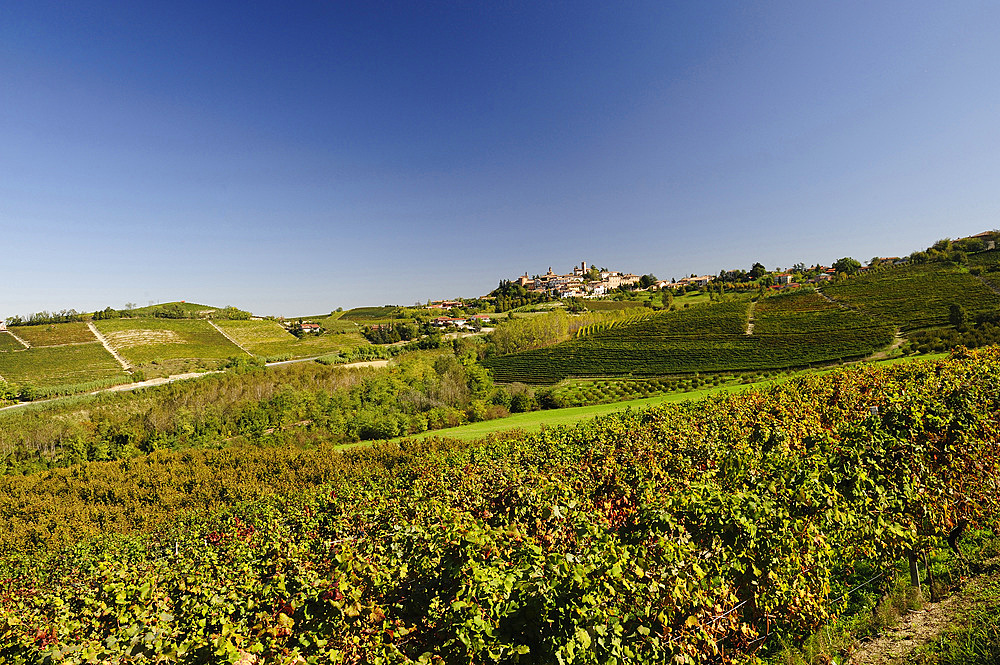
1,350,998,663
0,343,130,389
213,319,366,359
549,374,732,407
94,318,247,378
966,248,1000,266
582,300,647,312
485,296,894,384
574,310,658,338
0,332,26,352
8,321,97,346
340,306,402,321
821,264,1000,330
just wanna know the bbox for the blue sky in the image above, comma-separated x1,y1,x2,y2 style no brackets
3,1,999,316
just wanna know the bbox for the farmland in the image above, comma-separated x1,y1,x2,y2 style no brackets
1,350,998,662
0,333,26,352
95,318,246,377
583,299,647,311
821,263,1000,330
484,295,894,383
340,305,402,321
214,319,367,359
8,321,97,346
0,343,129,389
966,248,1000,266
549,374,732,407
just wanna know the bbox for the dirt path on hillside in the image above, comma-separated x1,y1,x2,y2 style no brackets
5,329,30,349
207,321,252,355
745,300,756,335
864,330,905,362
87,322,132,371
973,273,1000,296
849,571,999,664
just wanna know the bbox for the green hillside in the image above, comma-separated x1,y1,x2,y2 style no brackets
94,318,245,378
127,301,221,318
0,322,130,394
10,321,96,346
0,333,26,352
0,344,129,390
340,305,401,320
483,292,894,383
214,319,368,359
821,263,1000,330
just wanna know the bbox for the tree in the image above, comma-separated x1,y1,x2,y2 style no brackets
749,262,767,279
832,257,861,275
950,304,968,332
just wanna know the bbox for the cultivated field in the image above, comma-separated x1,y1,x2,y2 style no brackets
214,319,367,359
966,248,1000,266
9,321,97,346
0,333,26,352
95,318,245,377
484,294,894,383
0,343,129,388
821,264,1000,330
584,300,647,311
339,305,401,321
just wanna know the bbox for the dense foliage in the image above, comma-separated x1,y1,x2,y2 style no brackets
4,309,86,327
0,346,509,475
1,349,998,663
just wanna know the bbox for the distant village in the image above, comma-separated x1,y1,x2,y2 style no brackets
288,231,1000,333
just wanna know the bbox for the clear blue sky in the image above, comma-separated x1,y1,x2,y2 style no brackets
3,1,999,316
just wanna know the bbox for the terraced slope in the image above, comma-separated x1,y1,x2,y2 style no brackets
483,294,893,383
821,264,1000,330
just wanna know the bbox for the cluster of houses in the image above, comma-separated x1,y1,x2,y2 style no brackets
430,313,493,329
515,262,642,298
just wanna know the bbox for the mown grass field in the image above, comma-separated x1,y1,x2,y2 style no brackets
0,343,129,388
8,321,96,346
214,319,367,359
822,264,1000,330
95,318,245,377
0,333,26,352
484,293,894,383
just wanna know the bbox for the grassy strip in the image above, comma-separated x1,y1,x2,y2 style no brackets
909,572,1000,665
393,353,952,444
